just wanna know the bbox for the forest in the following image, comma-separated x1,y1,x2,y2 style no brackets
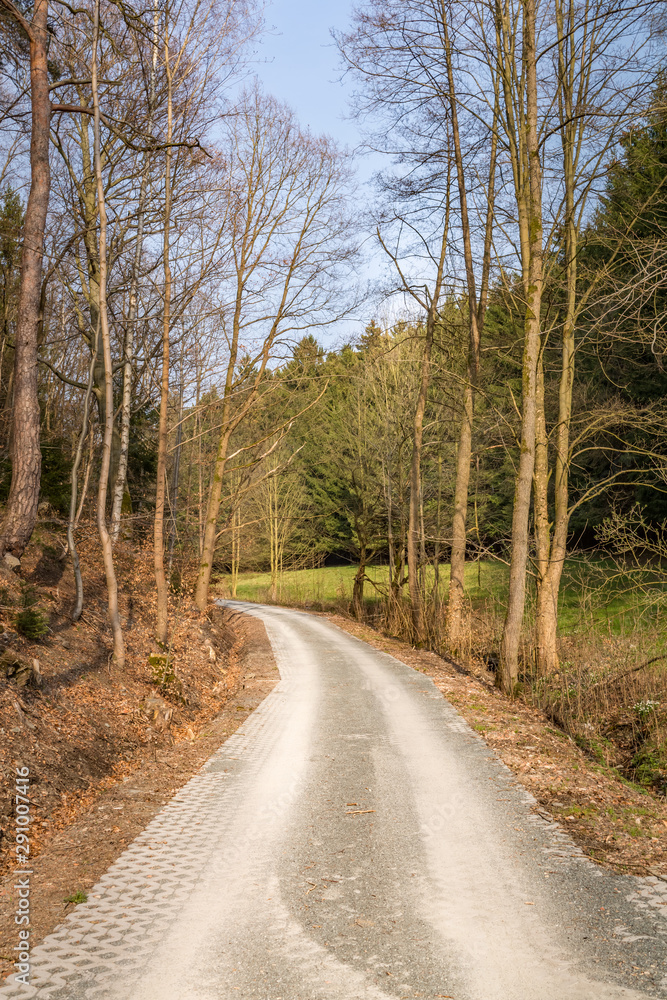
1,0,667,785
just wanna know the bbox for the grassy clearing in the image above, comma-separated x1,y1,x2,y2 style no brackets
217,561,508,615
218,563,388,606
215,557,667,639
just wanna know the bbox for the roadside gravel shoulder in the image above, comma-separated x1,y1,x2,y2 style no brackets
325,612,667,880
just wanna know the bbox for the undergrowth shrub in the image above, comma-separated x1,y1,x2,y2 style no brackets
148,653,184,702
14,586,49,640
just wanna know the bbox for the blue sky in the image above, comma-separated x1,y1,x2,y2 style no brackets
252,1,392,341
255,0,359,152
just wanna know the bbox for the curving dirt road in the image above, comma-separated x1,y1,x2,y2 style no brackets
2,601,667,999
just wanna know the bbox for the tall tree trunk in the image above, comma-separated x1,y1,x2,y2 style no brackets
108,268,137,543
499,0,543,693
68,347,97,621
536,226,576,673
73,116,107,431
387,456,406,607
110,0,159,544
230,503,240,598
154,31,173,644
408,323,433,641
419,481,426,592
443,8,498,648
195,420,235,610
533,0,579,675
384,460,395,605
353,537,367,620
269,472,278,601
533,353,550,670
91,0,125,667
408,217,449,642
194,266,246,610
433,453,442,605
167,377,183,577
195,356,204,557
0,0,50,562
446,384,474,648
75,428,94,528
534,261,576,676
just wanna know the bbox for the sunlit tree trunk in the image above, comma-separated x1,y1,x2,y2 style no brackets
537,228,576,671
407,321,433,640
230,503,240,598
194,328,239,610
533,352,550,670
533,0,579,675
0,0,50,562
352,533,368,619
167,377,184,578
499,0,544,692
443,4,498,649
154,27,173,644
110,0,159,544
68,348,96,621
91,0,125,667
408,218,449,641
268,472,278,601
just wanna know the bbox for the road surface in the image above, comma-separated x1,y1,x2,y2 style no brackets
2,601,667,999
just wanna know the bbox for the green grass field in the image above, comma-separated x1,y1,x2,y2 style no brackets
214,557,667,637
217,561,501,608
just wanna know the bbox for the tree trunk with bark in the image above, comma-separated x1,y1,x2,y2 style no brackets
407,323,433,641
536,235,576,672
352,538,367,620
91,0,125,667
68,348,97,621
533,354,551,670
498,0,544,693
0,0,50,562
195,423,235,609
167,378,183,577
154,28,173,645
442,6,498,649
408,212,449,642
110,0,159,544
533,0,580,675
446,385,474,647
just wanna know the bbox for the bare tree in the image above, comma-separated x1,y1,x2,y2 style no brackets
153,5,175,645
339,0,499,643
91,0,124,666
491,0,544,693
110,0,159,542
532,0,662,675
151,0,262,639
441,1,498,651
194,89,356,610
67,345,96,620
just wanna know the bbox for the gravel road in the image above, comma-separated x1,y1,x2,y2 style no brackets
2,601,667,999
